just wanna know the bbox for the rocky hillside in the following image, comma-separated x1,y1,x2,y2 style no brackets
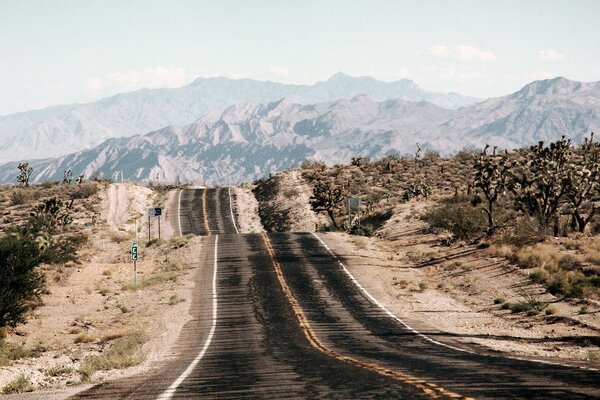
1,77,598,185
0,72,478,163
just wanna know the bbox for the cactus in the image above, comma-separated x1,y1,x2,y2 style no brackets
473,144,509,235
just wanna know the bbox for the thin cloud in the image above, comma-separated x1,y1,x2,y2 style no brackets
429,45,496,62
86,67,199,92
538,50,565,62
268,65,290,77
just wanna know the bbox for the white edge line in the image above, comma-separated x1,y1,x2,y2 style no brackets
156,235,219,400
177,189,183,237
228,187,239,234
311,232,599,373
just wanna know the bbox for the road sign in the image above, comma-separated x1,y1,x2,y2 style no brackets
131,242,138,262
146,207,162,216
345,197,360,210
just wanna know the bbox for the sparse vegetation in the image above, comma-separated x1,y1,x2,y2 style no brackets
2,374,33,394
79,330,147,381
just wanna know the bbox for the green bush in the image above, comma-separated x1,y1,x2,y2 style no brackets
348,223,375,237
422,203,487,240
529,269,548,283
0,234,47,328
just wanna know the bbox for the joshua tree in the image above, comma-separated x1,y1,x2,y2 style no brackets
507,137,572,236
309,180,346,227
17,163,33,186
472,145,509,235
62,169,73,184
563,133,600,232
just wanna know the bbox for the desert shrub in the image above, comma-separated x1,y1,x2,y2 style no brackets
169,236,188,249
110,231,130,243
529,269,548,283
558,255,583,271
422,203,486,240
45,365,73,377
80,330,147,380
70,183,99,199
545,305,559,315
348,223,374,237
2,374,33,394
506,298,544,314
499,216,546,247
0,340,42,366
10,190,31,206
488,244,513,259
0,234,47,328
511,244,561,270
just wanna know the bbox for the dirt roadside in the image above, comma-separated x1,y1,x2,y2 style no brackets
0,183,202,396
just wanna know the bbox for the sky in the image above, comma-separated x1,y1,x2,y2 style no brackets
1,0,599,115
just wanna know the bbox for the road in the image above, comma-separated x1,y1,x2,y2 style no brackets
72,188,600,399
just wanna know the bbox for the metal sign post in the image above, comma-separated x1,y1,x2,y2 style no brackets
345,197,361,230
155,208,162,240
131,242,138,288
146,208,162,242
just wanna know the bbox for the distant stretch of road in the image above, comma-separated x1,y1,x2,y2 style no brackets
72,187,600,399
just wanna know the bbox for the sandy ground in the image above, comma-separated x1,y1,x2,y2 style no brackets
318,201,600,365
0,184,202,395
232,185,265,234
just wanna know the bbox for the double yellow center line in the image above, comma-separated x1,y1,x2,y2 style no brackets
261,233,470,400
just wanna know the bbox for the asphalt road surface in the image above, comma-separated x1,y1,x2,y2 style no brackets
71,187,600,399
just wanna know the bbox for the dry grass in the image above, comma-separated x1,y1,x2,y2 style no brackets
2,374,33,394
488,244,514,259
74,333,95,344
0,341,42,366
79,330,147,382
511,244,562,270
109,231,131,243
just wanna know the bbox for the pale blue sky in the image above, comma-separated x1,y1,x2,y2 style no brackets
1,0,599,115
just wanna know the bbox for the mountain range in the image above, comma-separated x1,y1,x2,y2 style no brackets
0,72,479,163
0,76,598,185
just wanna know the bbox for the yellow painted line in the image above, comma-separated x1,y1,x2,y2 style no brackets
261,233,472,400
202,189,211,235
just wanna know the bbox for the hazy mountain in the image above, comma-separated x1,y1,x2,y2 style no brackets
427,77,600,151
0,73,479,163
1,77,598,185
0,96,452,184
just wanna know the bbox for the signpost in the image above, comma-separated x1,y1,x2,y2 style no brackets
146,207,163,241
130,241,138,288
345,197,361,229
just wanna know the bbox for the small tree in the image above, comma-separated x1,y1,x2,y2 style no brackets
17,163,33,186
472,145,509,235
0,234,47,328
310,180,346,227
